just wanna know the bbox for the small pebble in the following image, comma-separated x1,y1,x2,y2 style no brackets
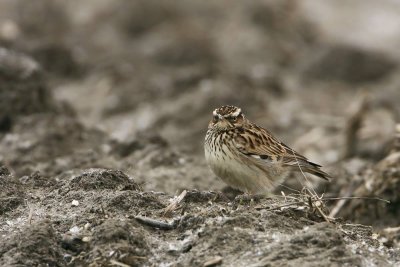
82,236,91,242
69,226,80,234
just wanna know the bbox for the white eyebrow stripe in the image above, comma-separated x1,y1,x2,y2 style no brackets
231,108,241,117
213,110,218,116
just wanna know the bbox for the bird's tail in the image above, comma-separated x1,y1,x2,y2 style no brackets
290,160,332,181
304,166,332,181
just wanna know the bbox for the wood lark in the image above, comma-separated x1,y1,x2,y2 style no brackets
204,105,331,194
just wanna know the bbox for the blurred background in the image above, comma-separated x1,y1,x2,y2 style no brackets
0,0,399,227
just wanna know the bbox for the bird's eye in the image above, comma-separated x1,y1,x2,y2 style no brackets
212,115,218,123
230,116,237,122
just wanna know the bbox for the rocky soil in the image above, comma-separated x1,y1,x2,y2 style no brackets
0,0,400,266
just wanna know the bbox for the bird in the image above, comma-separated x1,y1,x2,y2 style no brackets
204,105,331,194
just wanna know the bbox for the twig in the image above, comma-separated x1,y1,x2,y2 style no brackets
291,147,325,222
325,196,390,203
302,188,332,223
290,140,333,223
259,201,305,211
203,256,223,267
277,184,302,194
135,216,178,230
163,190,187,217
109,259,131,267
313,199,334,223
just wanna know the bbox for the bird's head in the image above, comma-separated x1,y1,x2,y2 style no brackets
209,105,246,130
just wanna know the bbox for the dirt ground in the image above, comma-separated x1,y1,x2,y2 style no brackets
1,0,400,266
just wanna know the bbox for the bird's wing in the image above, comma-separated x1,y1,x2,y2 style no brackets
233,125,307,163
233,125,330,180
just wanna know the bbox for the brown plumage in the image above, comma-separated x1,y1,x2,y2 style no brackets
204,105,331,194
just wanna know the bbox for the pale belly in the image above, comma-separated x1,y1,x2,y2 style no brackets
205,140,285,194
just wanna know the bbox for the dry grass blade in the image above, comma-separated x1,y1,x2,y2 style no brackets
261,201,305,211
313,199,334,223
163,189,187,217
289,147,334,222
